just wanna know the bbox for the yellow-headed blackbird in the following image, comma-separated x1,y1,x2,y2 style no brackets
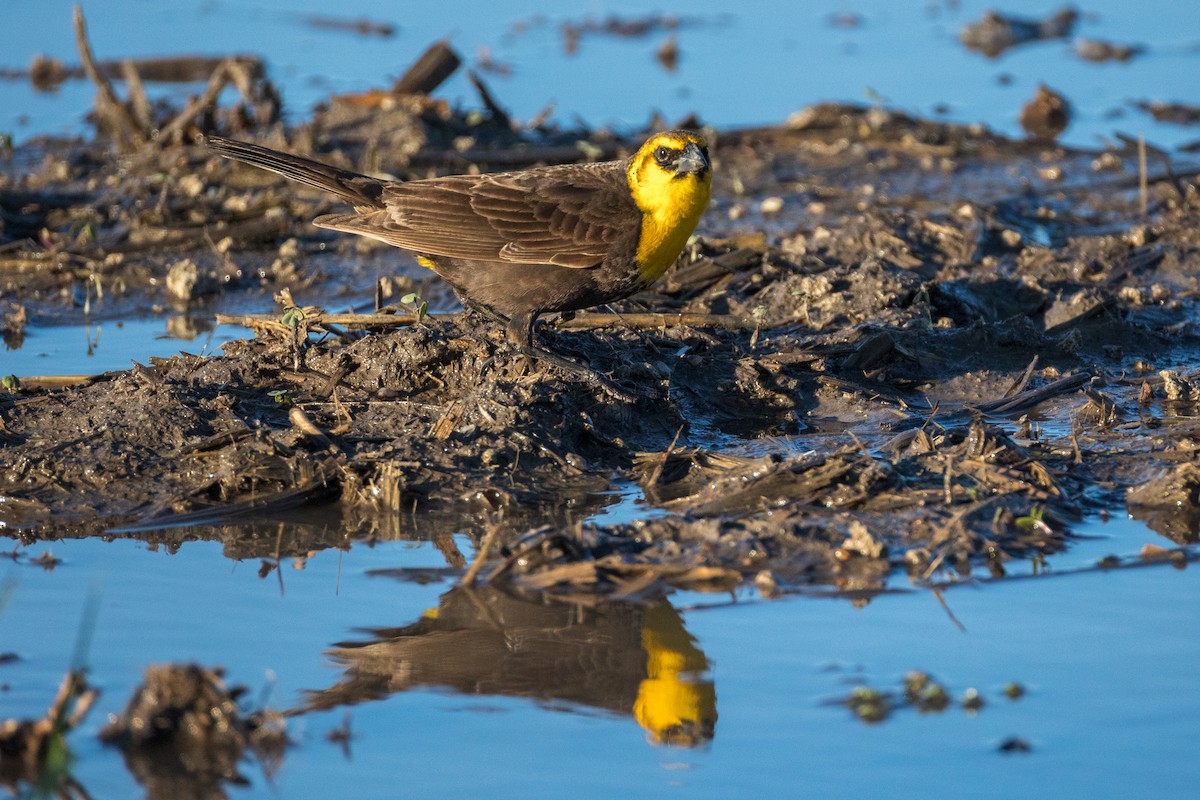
206,131,711,396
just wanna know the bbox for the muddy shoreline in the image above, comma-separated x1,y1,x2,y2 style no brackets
3,94,1200,598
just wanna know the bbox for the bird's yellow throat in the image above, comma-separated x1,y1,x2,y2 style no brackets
627,135,711,284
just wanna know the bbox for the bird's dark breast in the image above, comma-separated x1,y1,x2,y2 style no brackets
423,250,646,316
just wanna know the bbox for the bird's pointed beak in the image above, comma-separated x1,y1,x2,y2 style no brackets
675,142,710,177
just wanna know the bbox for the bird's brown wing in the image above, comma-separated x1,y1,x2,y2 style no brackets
313,161,638,268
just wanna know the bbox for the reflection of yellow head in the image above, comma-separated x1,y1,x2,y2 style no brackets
633,603,717,747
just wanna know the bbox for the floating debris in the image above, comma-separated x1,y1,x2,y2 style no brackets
1075,38,1144,63
1133,100,1200,126
998,736,1033,753
1020,84,1071,143
836,671,1014,725
560,13,689,55
100,664,287,794
300,14,396,38
656,35,680,72
960,7,1077,58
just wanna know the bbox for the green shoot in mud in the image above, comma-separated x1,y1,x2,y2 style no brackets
400,292,429,322
912,287,933,325
750,305,768,348
68,219,97,246
267,388,293,407
280,305,305,328
1014,506,1048,533
2,374,19,391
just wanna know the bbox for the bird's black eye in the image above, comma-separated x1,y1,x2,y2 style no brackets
654,146,672,165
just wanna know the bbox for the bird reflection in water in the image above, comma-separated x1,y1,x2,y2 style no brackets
301,586,716,747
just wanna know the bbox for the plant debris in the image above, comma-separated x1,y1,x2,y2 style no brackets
99,663,286,796
959,7,1078,58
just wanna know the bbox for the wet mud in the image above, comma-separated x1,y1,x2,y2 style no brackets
3,99,1200,597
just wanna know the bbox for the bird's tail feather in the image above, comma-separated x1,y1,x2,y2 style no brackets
206,136,385,207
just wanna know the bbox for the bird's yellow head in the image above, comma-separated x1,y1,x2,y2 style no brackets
626,130,712,283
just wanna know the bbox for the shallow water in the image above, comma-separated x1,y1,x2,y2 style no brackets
2,0,1198,149
2,514,1196,798
3,2,1200,797
1,317,246,377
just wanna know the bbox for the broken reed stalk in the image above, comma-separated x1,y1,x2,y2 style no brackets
120,59,153,130
647,424,686,489
7,374,102,389
467,69,512,129
157,59,235,143
1138,133,1148,216
392,40,461,95
73,5,147,148
73,5,265,149
462,516,504,586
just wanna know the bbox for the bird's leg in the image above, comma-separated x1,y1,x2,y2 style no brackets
504,312,635,403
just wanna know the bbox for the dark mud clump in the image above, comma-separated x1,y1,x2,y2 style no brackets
99,663,286,797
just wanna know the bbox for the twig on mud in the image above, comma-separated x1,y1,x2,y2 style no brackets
462,515,504,586
467,69,512,129
4,374,103,389
646,424,686,490
214,311,421,333
429,401,465,441
553,311,751,331
922,496,1004,580
214,310,751,334
1003,356,1039,398
73,5,147,149
972,371,1090,416
289,406,338,451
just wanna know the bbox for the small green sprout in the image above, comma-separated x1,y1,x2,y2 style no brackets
400,292,429,321
1014,506,1046,532
267,388,293,407
280,306,305,328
